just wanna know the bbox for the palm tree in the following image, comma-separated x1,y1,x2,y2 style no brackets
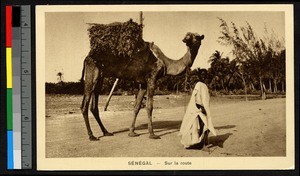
208,50,223,65
57,72,64,84
208,50,224,91
208,51,234,92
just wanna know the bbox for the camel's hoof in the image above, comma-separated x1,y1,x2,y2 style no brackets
149,134,160,139
104,132,114,136
128,132,140,137
89,136,99,141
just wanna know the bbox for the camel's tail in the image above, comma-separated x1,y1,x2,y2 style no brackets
80,60,85,84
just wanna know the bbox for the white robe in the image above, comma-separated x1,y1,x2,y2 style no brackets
178,82,217,148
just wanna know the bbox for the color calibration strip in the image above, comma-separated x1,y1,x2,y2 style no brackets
6,5,32,169
6,5,14,170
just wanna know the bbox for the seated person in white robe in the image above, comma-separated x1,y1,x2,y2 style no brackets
178,71,217,150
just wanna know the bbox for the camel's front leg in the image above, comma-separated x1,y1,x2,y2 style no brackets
129,87,146,137
146,79,160,139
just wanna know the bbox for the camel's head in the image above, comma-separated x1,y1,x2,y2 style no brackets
182,32,204,47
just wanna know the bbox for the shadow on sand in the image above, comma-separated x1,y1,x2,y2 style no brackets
185,133,233,150
208,133,233,148
214,125,236,130
111,121,234,146
112,120,182,136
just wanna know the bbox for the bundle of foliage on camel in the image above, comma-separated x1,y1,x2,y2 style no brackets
88,19,144,57
81,19,205,140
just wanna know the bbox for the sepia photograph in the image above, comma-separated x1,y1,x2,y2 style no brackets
36,5,294,170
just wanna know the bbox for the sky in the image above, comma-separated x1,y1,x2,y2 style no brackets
45,11,284,83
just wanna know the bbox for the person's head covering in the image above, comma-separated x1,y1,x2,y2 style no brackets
197,69,208,82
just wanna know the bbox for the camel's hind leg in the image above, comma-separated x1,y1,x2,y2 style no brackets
80,57,100,141
90,78,113,136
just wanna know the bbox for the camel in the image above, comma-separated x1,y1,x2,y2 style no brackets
80,32,204,140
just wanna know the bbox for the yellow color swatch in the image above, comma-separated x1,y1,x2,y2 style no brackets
6,48,12,88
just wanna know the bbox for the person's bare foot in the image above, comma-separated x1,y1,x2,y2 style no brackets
202,145,211,152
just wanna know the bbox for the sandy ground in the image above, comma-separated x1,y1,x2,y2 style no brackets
45,94,286,158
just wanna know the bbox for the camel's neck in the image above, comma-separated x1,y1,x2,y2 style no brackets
182,46,199,67
150,44,200,76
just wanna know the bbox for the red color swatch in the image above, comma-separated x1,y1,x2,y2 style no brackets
6,6,12,47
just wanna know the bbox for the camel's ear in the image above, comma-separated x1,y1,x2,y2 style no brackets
196,35,205,40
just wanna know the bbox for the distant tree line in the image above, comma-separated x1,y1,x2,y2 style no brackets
46,18,285,99
216,18,285,100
